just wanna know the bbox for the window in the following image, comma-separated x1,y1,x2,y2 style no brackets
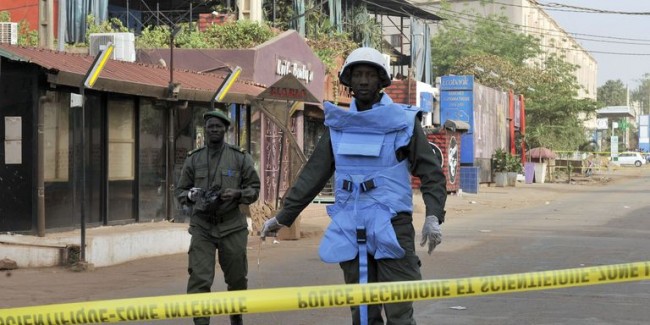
43,92,70,181
108,98,135,180
390,34,402,48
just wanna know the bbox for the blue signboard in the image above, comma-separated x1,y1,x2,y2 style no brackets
419,92,434,112
440,76,474,164
639,115,650,152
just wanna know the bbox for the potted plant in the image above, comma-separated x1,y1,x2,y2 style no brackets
506,154,522,186
492,148,508,187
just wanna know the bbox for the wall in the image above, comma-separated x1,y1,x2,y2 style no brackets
0,0,59,32
384,78,418,105
473,83,510,161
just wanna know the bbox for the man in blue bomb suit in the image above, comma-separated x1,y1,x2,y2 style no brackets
261,47,447,325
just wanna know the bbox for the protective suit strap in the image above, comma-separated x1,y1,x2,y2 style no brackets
358,226,368,325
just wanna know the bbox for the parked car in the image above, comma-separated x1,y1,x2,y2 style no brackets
612,152,646,167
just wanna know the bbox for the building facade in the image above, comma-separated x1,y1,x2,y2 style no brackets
0,43,266,234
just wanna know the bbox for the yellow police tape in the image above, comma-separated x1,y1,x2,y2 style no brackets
1,261,648,324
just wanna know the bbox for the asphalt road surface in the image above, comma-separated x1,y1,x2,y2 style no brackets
2,168,649,325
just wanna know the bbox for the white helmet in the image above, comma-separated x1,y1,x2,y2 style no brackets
339,47,391,88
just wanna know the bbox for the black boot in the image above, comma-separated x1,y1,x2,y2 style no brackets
230,314,243,325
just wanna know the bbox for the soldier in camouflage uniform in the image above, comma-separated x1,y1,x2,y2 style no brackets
175,110,260,325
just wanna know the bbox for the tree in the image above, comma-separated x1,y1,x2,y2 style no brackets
344,4,382,49
302,1,356,74
429,4,599,151
631,73,650,115
598,80,627,106
430,10,541,79
524,55,600,150
262,0,295,30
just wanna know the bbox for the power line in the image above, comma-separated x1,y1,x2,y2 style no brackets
432,5,650,45
488,0,650,15
538,2,650,15
427,6,650,56
437,23,650,57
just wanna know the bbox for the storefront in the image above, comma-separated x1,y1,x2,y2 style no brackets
0,44,264,234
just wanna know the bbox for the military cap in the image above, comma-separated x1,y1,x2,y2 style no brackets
203,110,231,126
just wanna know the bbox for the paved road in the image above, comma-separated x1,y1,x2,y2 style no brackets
1,169,649,324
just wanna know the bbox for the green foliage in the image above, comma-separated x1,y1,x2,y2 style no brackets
492,148,522,173
261,0,379,71
135,20,275,50
455,54,599,151
631,73,650,115
302,1,356,74
135,25,172,49
451,54,537,94
345,5,382,49
507,154,523,173
17,20,38,46
598,80,627,106
203,20,275,49
174,24,210,48
431,10,541,79
0,11,9,22
524,55,599,150
262,0,295,30
85,14,129,44
492,148,509,173
430,3,599,151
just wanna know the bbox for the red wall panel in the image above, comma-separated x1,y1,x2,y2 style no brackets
0,0,59,33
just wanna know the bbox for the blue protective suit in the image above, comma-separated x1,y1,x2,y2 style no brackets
318,97,420,264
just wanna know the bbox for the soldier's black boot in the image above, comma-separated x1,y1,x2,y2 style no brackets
230,314,243,325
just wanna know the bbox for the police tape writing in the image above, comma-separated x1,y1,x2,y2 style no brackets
1,262,648,324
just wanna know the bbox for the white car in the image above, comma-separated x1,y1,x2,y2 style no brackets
613,152,646,167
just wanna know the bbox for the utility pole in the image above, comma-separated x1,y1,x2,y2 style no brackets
57,0,66,51
38,0,54,49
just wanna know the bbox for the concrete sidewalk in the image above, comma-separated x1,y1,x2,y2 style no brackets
0,221,191,268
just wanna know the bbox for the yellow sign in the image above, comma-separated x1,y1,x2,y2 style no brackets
0,261,648,323
83,43,114,89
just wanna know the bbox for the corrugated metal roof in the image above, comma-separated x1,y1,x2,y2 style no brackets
0,44,265,103
597,106,635,116
362,0,443,21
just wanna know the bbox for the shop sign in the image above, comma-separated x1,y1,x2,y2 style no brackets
276,58,314,83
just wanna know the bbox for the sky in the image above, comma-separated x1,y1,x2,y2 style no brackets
542,0,650,89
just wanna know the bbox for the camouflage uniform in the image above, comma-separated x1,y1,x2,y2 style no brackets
176,142,260,325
